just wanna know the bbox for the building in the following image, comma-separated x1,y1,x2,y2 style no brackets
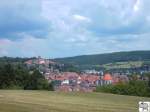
103,73,113,85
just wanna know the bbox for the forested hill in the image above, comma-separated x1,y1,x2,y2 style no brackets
54,51,150,65
1,50,150,66
0,57,35,65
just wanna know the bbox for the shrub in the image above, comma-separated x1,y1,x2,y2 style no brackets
96,81,150,97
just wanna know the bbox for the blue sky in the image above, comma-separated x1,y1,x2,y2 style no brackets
0,0,150,58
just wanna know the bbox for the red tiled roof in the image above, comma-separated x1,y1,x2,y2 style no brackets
103,73,112,81
47,72,100,83
25,60,32,65
80,74,100,82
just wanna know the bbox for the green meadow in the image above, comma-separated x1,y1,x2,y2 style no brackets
0,90,149,112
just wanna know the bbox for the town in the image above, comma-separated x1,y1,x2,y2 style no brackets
25,56,149,92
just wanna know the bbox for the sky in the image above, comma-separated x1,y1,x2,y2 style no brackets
0,0,150,58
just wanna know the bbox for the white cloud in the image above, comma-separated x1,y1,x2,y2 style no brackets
0,0,150,58
0,0,50,39
133,0,141,12
73,14,91,22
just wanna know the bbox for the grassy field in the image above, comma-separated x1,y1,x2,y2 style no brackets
0,90,149,112
102,61,143,70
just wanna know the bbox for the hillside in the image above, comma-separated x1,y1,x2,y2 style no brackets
54,51,150,65
1,50,150,71
1,51,150,66
0,90,149,112
0,57,35,65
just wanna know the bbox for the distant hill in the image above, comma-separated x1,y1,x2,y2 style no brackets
0,57,36,66
1,50,150,70
54,51,150,65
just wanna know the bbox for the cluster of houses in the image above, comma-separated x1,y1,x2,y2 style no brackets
24,57,149,92
44,72,129,92
25,56,56,68
25,56,63,74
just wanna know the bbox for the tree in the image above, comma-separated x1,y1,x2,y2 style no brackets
0,64,51,90
146,73,150,87
96,80,150,97
24,70,49,90
0,64,16,88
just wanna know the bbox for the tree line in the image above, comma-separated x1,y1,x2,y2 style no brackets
96,74,150,97
0,64,53,90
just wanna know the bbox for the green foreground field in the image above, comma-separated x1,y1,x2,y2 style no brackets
0,90,149,112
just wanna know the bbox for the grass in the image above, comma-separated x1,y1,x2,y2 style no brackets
0,90,149,112
102,61,143,70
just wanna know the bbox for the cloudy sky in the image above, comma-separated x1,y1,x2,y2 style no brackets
0,0,150,58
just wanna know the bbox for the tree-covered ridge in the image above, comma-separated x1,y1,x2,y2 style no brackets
54,50,150,65
0,57,35,62
1,50,150,66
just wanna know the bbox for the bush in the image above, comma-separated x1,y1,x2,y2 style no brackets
96,81,150,97
0,64,53,91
